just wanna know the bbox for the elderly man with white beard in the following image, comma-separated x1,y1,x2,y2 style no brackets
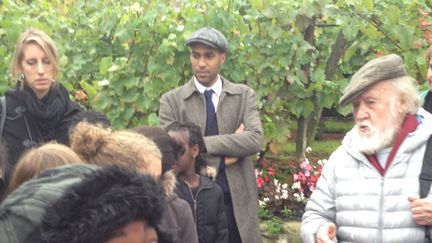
301,54,432,243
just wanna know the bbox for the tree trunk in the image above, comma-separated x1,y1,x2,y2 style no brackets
295,17,315,161
296,116,308,160
304,30,347,151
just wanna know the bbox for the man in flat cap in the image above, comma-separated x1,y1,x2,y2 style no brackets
301,54,432,242
159,27,263,243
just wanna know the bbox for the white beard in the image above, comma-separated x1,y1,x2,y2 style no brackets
351,109,400,155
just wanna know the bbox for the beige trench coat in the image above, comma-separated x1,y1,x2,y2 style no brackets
159,77,264,243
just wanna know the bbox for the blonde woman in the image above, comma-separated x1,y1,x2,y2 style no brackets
1,28,82,186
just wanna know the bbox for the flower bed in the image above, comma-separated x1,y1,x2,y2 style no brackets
256,147,326,237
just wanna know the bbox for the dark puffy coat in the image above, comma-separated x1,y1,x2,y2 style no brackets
0,164,99,243
176,175,228,243
1,86,81,184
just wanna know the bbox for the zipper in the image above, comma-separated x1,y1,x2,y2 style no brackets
186,183,198,224
184,177,212,225
378,177,384,243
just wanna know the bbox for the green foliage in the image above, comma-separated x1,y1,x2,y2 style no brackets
0,0,430,130
259,205,287,238
258,204,273,220
266,217,285,237
323,119,353,133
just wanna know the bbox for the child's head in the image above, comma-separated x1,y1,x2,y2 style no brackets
166,121,206,174
132,126,183,174
69,122,162,178
41,166,170,243
7,143,82,195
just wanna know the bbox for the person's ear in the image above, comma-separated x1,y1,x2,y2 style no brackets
398,94,409,114
220,52,226,64
191,144,199,159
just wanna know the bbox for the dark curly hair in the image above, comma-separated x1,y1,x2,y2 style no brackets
41,165,172,243
165,121,207,173
133,126,183,174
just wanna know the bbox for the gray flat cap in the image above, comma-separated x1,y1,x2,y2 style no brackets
186,27,228,52
339,54,408,106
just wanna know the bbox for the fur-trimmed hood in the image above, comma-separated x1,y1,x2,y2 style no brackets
161,170,177,198
162,166,217,198
41,166,172,243
199,165,217,179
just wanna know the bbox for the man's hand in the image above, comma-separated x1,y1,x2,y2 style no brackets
235,123,245,133
316,223,337,243
408,195,432,225
224,123,245,166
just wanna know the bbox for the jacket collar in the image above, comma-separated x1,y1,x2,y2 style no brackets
181,76,242,100
343,108,432,165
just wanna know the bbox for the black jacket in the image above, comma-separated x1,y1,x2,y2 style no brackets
1,85,81,184
423,91,432,114
176,175,228,243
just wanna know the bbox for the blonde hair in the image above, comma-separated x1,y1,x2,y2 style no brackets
70,122,161,173
7,143,82,195
10,28,60,82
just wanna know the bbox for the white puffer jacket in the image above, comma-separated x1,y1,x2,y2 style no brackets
301,108,432,243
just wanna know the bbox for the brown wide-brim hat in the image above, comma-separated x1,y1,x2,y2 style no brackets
339,54,408,106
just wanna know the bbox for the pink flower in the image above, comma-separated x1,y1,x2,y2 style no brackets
256,176,265,188
268,166,275,176
293,172,306,182
300,161,307,169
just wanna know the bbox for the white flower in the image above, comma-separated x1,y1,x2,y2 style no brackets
258,200,266,207
292,181,301,189
282,191,289,200
318,159,327,166
293,193,304,202
305,147,312,153
275,195,280,200
263,197,270,202
273,179,279,186
282,183,288,189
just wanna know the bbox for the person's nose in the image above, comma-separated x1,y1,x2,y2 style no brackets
198,57,206,68
37,62,45,75
354,103,369,121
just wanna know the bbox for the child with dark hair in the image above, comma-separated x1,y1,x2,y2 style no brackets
41,165,172,243
69,109,111,129
133,126,183,174
166,121,228,243
133,125,198,243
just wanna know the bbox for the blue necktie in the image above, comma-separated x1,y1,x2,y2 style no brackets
204,90,218,136
204,89,229,193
